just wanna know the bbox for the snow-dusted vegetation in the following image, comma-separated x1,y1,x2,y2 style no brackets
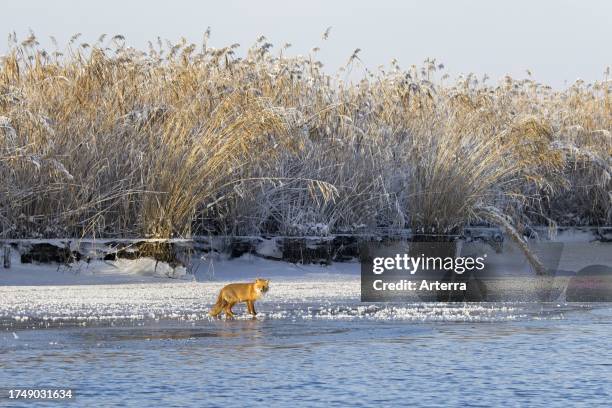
0,32,610,245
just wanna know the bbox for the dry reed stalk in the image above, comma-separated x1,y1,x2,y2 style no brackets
0,33,609,253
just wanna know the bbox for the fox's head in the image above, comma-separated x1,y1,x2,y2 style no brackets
254,278,270,294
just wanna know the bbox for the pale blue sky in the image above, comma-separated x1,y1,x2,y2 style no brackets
2,0,610,87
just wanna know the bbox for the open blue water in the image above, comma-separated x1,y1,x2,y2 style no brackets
1,303,611,407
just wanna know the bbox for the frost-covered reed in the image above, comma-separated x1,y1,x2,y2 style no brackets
0,32,610,240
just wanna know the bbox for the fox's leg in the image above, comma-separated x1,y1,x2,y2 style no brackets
247,301,257,316
224,302,236,318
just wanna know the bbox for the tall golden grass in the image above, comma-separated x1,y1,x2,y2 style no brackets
0,33,610,241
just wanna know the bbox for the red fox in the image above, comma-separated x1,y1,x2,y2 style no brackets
208,279,270,318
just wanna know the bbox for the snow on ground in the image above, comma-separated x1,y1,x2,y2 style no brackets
0,254,359,326
0,254,546,325
0,255,189,286
0,249,358,286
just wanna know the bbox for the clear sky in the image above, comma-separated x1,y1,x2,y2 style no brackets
1,0,610,87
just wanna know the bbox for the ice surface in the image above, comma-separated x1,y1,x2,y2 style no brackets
1,278,547,327
0,255,569,327
0,252,601,328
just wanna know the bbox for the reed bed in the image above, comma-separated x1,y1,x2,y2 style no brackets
1,33,610,241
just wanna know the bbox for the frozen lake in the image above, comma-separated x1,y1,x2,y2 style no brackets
1,255,611,406
1,296,611,406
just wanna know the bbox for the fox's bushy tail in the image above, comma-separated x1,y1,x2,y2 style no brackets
208,292,225,317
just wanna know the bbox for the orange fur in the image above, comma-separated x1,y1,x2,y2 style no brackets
209,279,270,318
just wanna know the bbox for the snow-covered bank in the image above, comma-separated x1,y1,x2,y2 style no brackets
0,249,359,286
2,226,610,277
3,230,610,286
0,254,190,286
